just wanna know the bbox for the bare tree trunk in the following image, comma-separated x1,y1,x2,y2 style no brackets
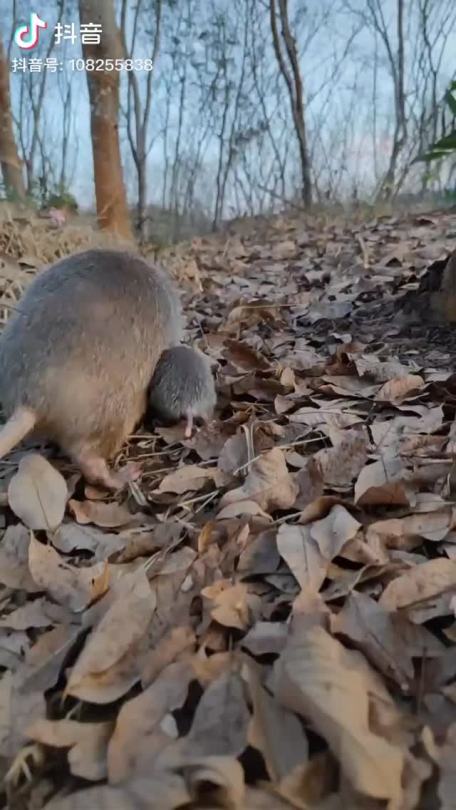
212,73,230,230
25,2,63,194
79,0,132,239
171,66,187,239
121,0,162,241
269,0,312,207
369,0,407,200
382,0,406,197
0,36,26,201
58,80,73,193
216,12,249,227
161,80,171,210
249,0,286,202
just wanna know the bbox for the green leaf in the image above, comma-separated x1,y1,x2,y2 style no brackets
422,150,455,163
430,131,456,151
444,88,456,117
414,145,456,164
415,80,456,163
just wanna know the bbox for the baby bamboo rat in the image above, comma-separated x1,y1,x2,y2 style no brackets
0,248,182,489
148,345,216,437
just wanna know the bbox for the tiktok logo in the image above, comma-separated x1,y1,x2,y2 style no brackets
14,12,48,50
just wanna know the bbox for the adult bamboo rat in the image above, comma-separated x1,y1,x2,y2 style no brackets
0,248,182,489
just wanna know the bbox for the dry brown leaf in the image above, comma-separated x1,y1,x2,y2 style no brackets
379,558,456,613
273,624,404,803
140,625,195,687
218,432,248,474
376,374,425,403
354,354,417,382
366,509,454,549
244,785,302,809
225,338,271,371
242,621,288,656
201,581,259,630
372,409,444,454
188,421,229,460
69,498,146,528
216,499,272,520
237,529,281,577
154,546,196,577
310,505,361,560
0,597,64,631
28,534,108,612
186,670,250,757
196,519,220,553
186,652,232,689
272,238,297,260
137,744,247,808
68,635,148,706
158,464,223,494
219,448,298,512
27,718,114,781
0,524,40,592
287,347,325,372
277,524,327,592
331,591,444,690
147,569,201,655
0,642,27,673
8,453,67,531
274,394,295,415
170,754,246,808
66,569,156,702
277,752,340,809
288,406,333,428
0,670,45,759
432,724,456,810
108,660,194,783
340,532,389,566
53,522,127,559
17,624,80,695
318,375,378,398
354,458,413,506
294,457,324,509
315,429,368,488
42,779,189,810
116,524,182,564
0,629,30,671
248,663,309,782
297,495,349,525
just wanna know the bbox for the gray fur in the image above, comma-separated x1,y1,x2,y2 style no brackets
0,248,182,459
149,345,216,423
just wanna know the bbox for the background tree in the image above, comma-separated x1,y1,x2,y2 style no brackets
1,0,455,232
120,0,162,241
269,0,312,208
367,0,407,200
0,36,26,201
79,0,132,239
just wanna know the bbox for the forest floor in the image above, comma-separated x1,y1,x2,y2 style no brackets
1,208,456,809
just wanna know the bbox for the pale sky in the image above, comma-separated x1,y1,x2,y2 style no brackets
4,0,456,212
